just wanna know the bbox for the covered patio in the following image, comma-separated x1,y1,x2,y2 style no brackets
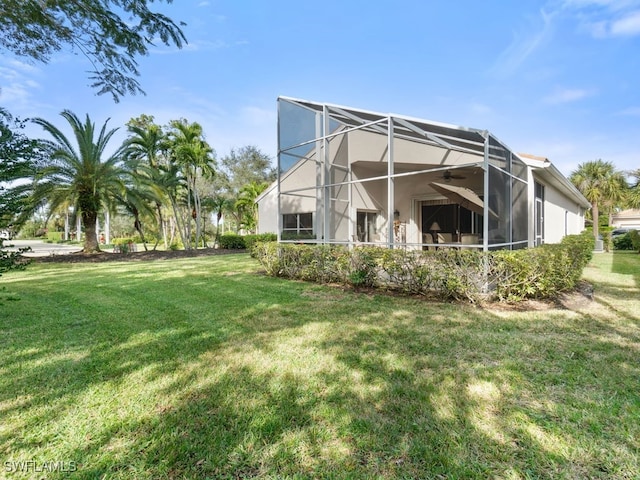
266,97,555,251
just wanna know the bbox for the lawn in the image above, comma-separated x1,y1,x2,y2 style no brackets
0,251,638,479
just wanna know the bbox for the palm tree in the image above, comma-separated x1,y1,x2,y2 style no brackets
234,181,268,234
570,159,627,241
166,119,215,248
30,110,126,252
206,194,233,246
123,120,168,249
627,169,640,209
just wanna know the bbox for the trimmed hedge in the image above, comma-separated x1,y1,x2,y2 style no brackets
253,233,595,303
217,233,277,250
218,234,246,249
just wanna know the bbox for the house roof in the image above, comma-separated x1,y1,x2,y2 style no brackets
613,209,640,218
517,153,591,209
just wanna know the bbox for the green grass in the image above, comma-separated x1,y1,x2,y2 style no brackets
0,252,638,479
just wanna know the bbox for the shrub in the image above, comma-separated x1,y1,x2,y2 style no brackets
219,234,246,249
254,234,595,303
629,230,640,253
0,239,31,276
47,231,63,242
613,233,634,251
244,233,277,251
491,233,594,301
112,237,136,254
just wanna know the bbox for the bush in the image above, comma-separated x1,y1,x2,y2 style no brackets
613,233,634,251
218,234,246,249
254,233,595,303
47,231,63,242
629,230,640,253
244,233,277,251
0,239,31,276
112,237,136,254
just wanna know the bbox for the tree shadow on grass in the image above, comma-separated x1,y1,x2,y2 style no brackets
54,302,640,478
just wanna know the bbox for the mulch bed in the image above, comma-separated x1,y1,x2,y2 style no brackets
33,248,246,263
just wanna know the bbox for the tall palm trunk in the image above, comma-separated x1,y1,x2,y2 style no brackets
82,210,100,253
592,202,599,241
155,202,164,251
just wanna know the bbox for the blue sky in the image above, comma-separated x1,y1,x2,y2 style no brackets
1,0,639,176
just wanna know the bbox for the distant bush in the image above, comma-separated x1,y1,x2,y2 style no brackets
629,230,640,253
253,233,595,303
112,237,136,253
218,234,246,249
613,233,634,251
47,231,63,243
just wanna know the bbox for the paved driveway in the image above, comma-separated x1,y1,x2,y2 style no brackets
4,239,83,257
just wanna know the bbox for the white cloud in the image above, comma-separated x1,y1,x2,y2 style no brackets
491,9,555,77
0,59,43,111
543,87,595,104
558,0,640,37
611,10,640,35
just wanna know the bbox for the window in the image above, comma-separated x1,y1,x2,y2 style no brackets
357,211,377,242
282,213,313,239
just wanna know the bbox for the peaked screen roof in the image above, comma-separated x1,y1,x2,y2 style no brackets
279,96,495,157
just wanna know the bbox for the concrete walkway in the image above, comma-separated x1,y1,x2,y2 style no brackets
4,239,83,257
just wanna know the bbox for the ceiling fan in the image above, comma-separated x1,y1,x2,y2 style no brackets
440,169,466,182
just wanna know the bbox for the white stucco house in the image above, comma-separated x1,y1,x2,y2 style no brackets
256,97,590,251
611,209,640,229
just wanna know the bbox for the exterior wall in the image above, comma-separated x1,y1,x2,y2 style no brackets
542,182,585,243
257,185,277,234
611,210,640,228
257,157,318,235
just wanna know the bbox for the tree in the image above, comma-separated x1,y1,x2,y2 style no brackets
234,180,268,234
123,116,167,249
165,119,215,249
29,110,127,252
0,108,42,230
206,194,232,246
627,169,640,209
0,0,187,101
219,146,275,196
570,160,628,241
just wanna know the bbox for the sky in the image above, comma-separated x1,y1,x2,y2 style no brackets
1,0,639,177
